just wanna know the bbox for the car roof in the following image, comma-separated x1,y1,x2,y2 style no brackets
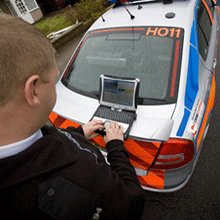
90,0,196,31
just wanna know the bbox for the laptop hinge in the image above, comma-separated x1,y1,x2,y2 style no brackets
111,106,122,112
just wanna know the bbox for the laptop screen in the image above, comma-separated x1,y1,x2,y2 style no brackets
99,75,140,111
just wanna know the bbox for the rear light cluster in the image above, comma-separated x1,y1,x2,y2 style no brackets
153,138,195,169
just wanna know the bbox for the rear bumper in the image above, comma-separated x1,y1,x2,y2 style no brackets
138,159,194,192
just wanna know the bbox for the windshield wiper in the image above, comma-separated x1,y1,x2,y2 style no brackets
138,97,166,105
90,91,99,98
146,97,166,102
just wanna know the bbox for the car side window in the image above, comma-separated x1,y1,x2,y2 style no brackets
197,0,212,60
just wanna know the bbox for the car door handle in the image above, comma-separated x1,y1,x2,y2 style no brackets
213,58,217,69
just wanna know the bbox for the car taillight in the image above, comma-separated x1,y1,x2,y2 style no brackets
152,138,195,169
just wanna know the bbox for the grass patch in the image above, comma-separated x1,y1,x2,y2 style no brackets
34,0,110,36
34,14,75,36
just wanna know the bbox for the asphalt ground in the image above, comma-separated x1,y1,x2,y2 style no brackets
55,30,220,220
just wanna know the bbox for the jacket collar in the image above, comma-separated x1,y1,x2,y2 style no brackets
0,129,43,159
0,126,79,188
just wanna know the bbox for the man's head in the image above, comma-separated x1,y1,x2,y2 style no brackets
0,14,59,141
0,13,56,107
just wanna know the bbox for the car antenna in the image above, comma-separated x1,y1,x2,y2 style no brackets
101,15,105,22
124,6,135,19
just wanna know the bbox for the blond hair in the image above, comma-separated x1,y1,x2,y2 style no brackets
0,13,56,106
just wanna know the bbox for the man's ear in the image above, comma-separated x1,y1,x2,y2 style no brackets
24,75,41,107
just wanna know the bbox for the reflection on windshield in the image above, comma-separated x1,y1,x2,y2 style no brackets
62,27,183,105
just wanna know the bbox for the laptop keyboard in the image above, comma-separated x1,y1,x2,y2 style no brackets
95,107,134,124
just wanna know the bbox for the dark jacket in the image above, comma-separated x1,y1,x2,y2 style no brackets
0,126,145,219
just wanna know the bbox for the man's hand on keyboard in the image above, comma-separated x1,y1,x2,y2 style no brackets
104,121,124,143
82,119,104,140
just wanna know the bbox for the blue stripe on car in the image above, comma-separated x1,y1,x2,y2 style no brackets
176,108,191,137
177,1,199,137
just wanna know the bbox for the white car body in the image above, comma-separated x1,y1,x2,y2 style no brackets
50,0,219,192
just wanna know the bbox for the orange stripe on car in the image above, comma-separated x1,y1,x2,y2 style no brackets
138,169,165,189
92,134,106,148
92,135,161,170
49,112,164,188
170,40,180,98
129,154,152,170
126,139,160,159
49,112,161,170
196,72,216,149
201,0,214,24
49,112,80,128
91,28,145,34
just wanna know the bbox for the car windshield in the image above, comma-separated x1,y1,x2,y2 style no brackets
62,27,184,105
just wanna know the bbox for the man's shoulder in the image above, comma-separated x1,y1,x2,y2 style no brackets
41,125,83,139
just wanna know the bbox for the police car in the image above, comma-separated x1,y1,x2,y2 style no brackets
49,0,219,192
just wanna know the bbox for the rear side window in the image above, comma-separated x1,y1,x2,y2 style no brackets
62,27,184,105
197,0,213,60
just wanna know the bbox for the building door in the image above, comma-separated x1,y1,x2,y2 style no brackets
5,0,18,16
9,0,34,24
